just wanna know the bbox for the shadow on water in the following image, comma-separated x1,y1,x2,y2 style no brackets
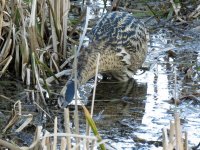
88,80,148,148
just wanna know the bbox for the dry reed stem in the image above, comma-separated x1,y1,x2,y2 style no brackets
50,53,60,72
170,0,186,23
60,55,74,69
26,68,31,85
175,113,183,150
55,0,61,30
29,0,36,27
30,126,42,149
71,8,91,149
38,0,45,39
47,0,60,38
162,128,168,150
0,56,10,68
32,53,46,105
185,132,188,150
0,139,21,150
15,114,33,132
3,112,19,133
33,101,51,119
162,112,189,150
0,32,12,62
0,55,12,77
0,0,5,37
0,94,15,103
2,101,34,133
189,4,200,18
77,6,90,54
3,101,21,133
72,7,91,150
14,45,20,76
169,121,175,141
62,0,70,57
85,53,100,149
90,53,100,117
61,137,67,150
53,117,58,150
17,0,29,71
41,130,51,149
74,45,80,150
44,69,72,85
22,63,27,84
50,0,58,61
64,108,72,150
90,140,96,150
41,133,97,140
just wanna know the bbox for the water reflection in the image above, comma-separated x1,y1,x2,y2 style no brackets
90,78,148,149
135,65,172,142
89,26,200,149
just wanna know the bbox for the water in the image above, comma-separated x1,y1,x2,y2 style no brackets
88,29,200,149
83,9,200,148
0,0,200,149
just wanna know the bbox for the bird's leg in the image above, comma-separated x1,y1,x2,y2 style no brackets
111,67,135,81
111,72,130,82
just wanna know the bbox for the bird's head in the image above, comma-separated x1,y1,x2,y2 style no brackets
58,79,75,108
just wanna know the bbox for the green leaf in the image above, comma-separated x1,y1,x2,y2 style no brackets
82,105,106,150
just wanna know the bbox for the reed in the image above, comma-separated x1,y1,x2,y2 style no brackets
0,1,107,149
162,112,189,150
0,101,107,150
0,0,71,87
162,67,189,150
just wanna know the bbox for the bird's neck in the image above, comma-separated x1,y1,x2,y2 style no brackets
77,52,99,85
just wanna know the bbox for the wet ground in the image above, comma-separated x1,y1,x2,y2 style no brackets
89,28,200,149
0,0,200,150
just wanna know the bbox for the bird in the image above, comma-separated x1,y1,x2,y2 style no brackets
59,11,148,107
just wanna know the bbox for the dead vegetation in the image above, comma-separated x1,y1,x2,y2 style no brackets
0,0,200,149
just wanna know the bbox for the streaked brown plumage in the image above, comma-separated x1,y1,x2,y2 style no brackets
62,11,148,106
78,11,148,84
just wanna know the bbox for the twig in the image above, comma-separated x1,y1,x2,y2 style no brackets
170,0,186,23
0,139,21,150
73,7,91,149
0,95,15,103
189,4,200,19
90,53,100,117
44,69,72,85
33,102,51,119
60,55,74,69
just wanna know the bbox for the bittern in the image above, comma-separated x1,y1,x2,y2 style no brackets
60,11,148,107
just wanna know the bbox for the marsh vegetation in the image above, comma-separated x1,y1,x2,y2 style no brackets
0,0,200,149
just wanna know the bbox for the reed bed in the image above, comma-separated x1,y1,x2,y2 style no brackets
0,103,107,150
0,0,71,92
0,0,107,149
